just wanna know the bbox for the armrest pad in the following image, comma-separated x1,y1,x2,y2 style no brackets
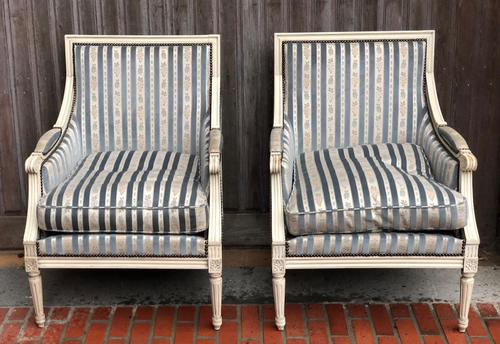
34,128,61,155
209,129,222,154
438,126,470,153
270,127,282,153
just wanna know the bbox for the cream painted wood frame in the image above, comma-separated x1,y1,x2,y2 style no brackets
24,35,223,330
270,31,479,332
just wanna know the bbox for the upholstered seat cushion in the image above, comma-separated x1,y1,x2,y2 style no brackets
285,143,467,235
38,151,208,234
38,234,206,257
287,232,464,256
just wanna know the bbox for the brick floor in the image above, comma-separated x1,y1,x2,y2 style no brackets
0,303,498,343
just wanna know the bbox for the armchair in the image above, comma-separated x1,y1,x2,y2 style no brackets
270,31,479,332
24,35,223,330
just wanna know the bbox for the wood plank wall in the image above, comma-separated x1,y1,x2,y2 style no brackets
0,0,499,248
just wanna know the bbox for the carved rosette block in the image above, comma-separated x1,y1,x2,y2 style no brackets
272,244,286,276
463,245,479,273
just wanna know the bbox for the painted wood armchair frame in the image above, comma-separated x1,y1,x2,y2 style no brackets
270,31,479,332
24,35,223,330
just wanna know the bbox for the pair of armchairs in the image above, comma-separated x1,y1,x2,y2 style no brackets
25,31,479,333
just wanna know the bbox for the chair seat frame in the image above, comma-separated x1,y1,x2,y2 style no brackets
270,31,479,332
24,35,223,330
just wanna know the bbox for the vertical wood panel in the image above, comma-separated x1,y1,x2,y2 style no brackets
0,0,498,246
6,0,40,208
77,0,99,34
0,0,23,213
99,0,121,34
173,0,194,35
31,0,59,129
123,0,149,34
219,0,239,209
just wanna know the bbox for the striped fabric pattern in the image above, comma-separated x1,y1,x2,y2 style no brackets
282,39,459,191
283,40,429,152
287,232,464,256
285,143,467,235
281,116,296,201
199,113,212,192
41,121,83,195
418,116,459,189
38,234,206,257
38,150,208,234
73,44,211,155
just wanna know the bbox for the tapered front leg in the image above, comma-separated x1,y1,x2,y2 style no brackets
209,272,222,330
458,272,475,332
28,271,45,327
273,272,286,330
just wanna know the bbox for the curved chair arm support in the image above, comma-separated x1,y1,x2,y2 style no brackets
207,129,223,273
23,154,44,246
437,126,478,173
438,126,469,153
270,127,286,247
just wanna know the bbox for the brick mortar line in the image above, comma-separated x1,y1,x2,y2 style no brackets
171,305,179,343
60,307,78,341
82,306,96,342
147,305,158,344
15,307,31,342
104,306,116,342
344,304,357,344
321,304,334,344
236,304,242,344
408,303,427,344
472,303,497,343
427,303,447,343
365,303,381,343
301,304,310,344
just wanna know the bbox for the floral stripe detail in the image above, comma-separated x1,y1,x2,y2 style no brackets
281,116,296,201
38,234,206,257
73,44,211,155
38,151,208,234
284,40,429,153
287,232,463,256
41,121,83,195
285,143,467,235
417,115,459,189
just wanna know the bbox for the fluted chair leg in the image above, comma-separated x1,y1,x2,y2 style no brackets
458,272,475,332
273,273,286,330
28,271,45,328
209,273,222,330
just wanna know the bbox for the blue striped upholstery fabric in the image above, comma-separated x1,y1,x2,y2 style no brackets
74,44,211,154
282,39,459,189
287,232,463,256
418,116,459,189
38,234,206,257
37,150,208,234
41,121,83,195
281,116,296,201
285,143,467,235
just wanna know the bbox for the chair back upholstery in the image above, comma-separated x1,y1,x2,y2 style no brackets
281,35,429,154
66,36,218,155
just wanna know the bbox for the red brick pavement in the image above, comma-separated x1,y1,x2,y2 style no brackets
0,303,498,343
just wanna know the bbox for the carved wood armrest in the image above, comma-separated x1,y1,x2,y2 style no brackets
438,126,477,172
33,128,62,156
270,127,282,175
209,129,222,175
